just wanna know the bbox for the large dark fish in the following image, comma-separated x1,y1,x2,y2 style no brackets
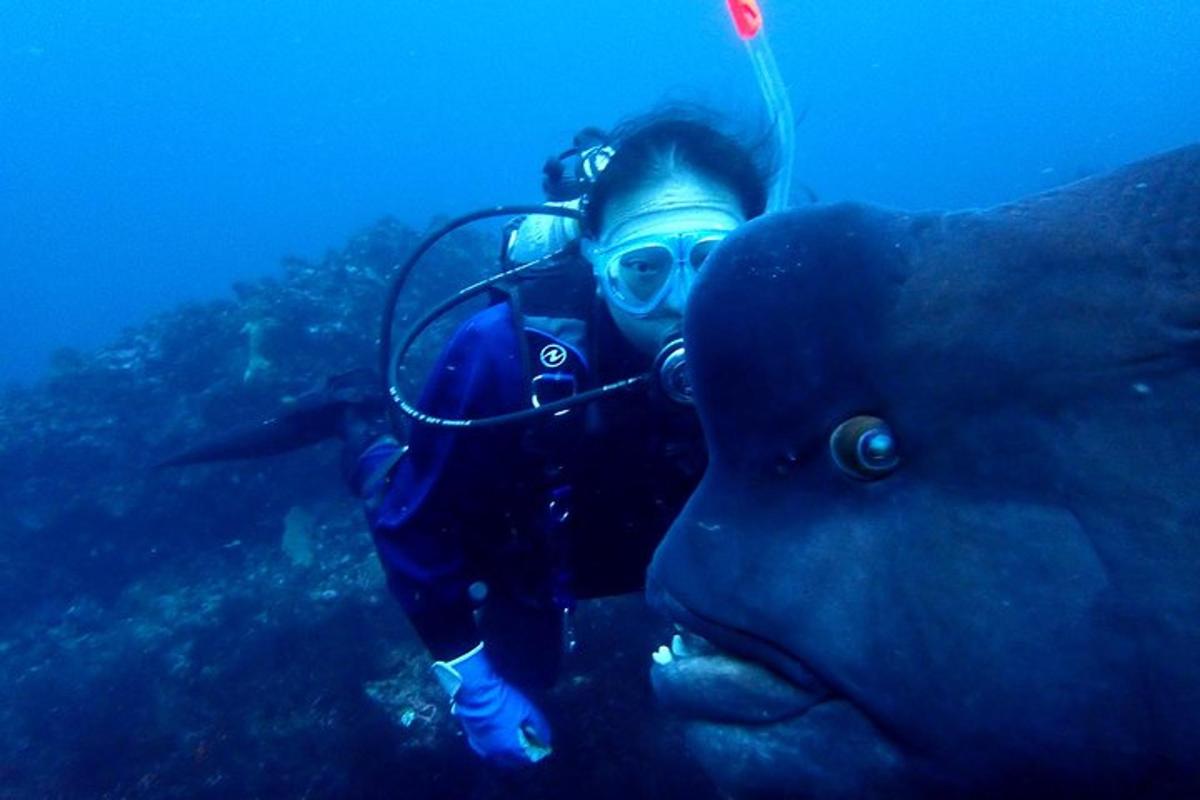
647,145,1200,799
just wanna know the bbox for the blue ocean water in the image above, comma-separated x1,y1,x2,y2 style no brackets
1,5,1199,798
1,0,1198,385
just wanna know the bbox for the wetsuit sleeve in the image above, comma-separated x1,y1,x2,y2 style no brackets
359,304,526,661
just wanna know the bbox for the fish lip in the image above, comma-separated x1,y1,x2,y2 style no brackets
649,584,836,723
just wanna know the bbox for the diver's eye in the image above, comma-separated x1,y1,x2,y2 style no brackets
829,416,899,480
619,246,672,275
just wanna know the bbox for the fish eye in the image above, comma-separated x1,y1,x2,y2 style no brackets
829,415,899,480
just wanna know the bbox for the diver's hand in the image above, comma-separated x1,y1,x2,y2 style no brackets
431,643,553,768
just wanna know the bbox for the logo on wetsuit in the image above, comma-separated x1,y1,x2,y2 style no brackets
539,344,568,369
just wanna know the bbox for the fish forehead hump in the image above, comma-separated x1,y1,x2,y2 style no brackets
658,144,1200,798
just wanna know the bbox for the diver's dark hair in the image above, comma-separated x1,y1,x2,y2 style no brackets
582,105,776,237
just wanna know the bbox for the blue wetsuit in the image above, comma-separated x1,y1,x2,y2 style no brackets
350,301,705,677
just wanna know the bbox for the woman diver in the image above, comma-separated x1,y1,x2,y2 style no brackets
348,108,776,766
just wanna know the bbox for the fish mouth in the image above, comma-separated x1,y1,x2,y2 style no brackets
647,585,836,726
647,585,911,798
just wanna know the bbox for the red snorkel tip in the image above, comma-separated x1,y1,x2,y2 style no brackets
726,0,764,40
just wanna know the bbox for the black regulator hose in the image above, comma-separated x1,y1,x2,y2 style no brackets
379,204,650,435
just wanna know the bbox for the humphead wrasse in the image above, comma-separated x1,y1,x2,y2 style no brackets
648,145,1200,799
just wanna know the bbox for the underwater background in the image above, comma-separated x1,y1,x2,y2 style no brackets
1,1,1199,798
3,0,1200,385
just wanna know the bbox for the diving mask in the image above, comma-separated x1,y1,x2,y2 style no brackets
583,204,742,317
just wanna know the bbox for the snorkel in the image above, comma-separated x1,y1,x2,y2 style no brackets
381,0,795,431
728,0,794,212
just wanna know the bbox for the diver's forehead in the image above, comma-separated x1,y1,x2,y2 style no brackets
600,169,743,243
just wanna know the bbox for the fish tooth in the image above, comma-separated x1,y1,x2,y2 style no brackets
652,645,673,665
671,633,690,658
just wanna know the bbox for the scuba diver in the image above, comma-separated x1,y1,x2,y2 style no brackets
162,3,794,768
164,110,775,766
356,110,775,766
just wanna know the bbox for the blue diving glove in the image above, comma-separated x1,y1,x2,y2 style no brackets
431,642,553,767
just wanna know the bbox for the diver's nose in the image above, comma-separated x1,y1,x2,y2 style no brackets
663,265,697,314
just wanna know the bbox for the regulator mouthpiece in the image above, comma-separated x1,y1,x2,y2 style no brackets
655,338,694,405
